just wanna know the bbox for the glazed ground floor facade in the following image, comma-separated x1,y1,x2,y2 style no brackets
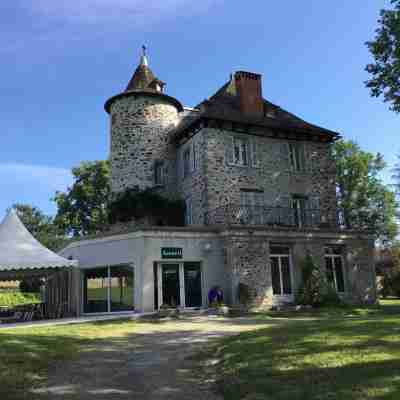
59,227,377,315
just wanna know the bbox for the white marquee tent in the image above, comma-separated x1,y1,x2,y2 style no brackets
0,210,79,317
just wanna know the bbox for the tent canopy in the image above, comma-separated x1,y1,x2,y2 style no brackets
0,210,77,275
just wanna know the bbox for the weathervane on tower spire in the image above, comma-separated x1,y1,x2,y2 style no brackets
140,45,149,67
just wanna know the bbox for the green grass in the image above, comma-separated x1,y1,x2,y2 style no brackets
202,299,400,400
0,320,138,400
0,291,41,307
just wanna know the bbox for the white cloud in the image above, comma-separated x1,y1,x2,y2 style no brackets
25,0,220,24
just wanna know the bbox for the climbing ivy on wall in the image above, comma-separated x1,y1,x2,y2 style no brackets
108,187,185,226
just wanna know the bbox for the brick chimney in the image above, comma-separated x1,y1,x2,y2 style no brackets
234,71,263,117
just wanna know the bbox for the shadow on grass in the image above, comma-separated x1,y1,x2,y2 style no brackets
0,317,267,399
202,316,400,400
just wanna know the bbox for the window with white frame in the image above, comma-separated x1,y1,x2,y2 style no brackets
324,246,345,293
185,196,193,225
288,142,305,172
233,137,249,166
270,246,292,296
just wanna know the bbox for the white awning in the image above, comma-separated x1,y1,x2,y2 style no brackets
0,210,78,272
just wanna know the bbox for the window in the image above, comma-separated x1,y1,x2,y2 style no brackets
185,196,193,225
288,143,305,172
270,246,292,296
324,246,345,293
83,265,134,313
233,137,249,166
183,148,191,179
154,161,165,186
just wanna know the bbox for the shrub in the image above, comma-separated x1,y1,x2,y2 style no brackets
108,187,185,226
296,253,341,307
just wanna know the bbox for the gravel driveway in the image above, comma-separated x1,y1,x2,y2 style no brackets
31,315,268,400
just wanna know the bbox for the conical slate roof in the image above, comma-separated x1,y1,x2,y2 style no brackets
125,48,165,92
0,210,77,271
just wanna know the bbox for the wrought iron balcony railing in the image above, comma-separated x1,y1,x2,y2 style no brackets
204,204,342,229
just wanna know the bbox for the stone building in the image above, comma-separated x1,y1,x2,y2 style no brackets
60,49,377,314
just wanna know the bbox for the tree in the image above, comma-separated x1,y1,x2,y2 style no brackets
365,0,400,112
333,140,398,243
392,153,400,203
12,204,65,251
54,160,110,237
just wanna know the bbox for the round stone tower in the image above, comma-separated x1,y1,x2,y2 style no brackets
105,47,183,195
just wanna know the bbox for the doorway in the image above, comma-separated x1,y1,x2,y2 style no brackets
157,262,202,309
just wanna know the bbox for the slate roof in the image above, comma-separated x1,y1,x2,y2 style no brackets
171,79,340,141
125,62,165,92
0,210,77,273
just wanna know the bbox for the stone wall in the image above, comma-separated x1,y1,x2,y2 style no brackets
109,94,179,196
198,127,338,224
176,131,208,225
223,230,377,309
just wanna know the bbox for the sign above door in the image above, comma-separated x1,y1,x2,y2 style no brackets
161,247,183,259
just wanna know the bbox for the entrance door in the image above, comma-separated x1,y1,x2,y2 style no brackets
184,263,202,308
161,264,181,308
157,262,202,309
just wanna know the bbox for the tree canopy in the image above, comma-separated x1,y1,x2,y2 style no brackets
366,0,400,112
12,204,65,251
54,160,110,237
332,140,398,243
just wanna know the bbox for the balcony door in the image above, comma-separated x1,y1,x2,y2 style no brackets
270,246,294,303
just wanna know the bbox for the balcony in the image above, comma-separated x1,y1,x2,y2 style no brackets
204,204,342,229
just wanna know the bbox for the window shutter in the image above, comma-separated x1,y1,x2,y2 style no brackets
306,145,317,172
299,144,306,171
191,142,196,172
226,136,235,165
279,142,290,170
250,139,260,168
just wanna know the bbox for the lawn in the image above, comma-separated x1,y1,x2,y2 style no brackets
202,299,400,400
0,319,138,400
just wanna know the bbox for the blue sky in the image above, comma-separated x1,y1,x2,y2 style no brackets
0,0,398,219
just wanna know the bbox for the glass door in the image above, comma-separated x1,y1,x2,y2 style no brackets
184,263,202,308
157,262,202,309
83,267,109,313
161,264,181,308
270,246,293,302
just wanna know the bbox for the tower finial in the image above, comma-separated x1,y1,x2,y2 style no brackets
140,45,149,67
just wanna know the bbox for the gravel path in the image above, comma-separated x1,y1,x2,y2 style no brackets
31,315,268,400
